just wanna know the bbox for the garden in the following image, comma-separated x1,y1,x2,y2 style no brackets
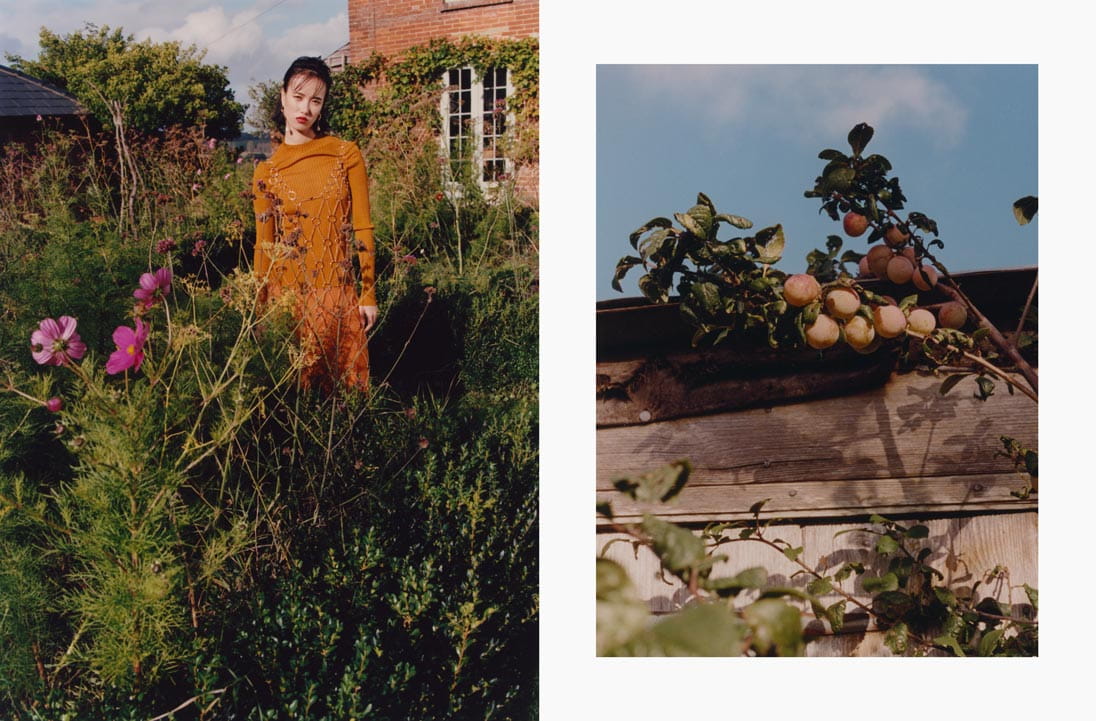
0,35,539,719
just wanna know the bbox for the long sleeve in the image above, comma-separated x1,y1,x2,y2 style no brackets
252,161,274,295
343,141,377,306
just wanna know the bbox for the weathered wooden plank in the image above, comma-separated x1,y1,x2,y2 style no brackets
597,511,1036,656
598,472,1031,524
597,369,1036,521
596,346,895,426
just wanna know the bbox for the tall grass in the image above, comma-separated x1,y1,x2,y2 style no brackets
0,109,537,718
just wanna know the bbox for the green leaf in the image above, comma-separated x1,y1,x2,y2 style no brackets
629,217,673,247
847,122,874,156
974,376,995,401
883,622,909,654
872,591,917,623
806,577,833,596
754,224,785,264
713,212,753,230
637,273,668,303
1023,584,1038,612
782,546,804,562
742,598,805,656
696,192,715,212
862,572,899,593
933,587,958,608
1024,451,1038,478
818,148,846,161
826,601,847,633
611,255,643,292
596,501,613,518
641,515,706,575
933,634,967,657
906,524,929,539
612,460,692,504
642,602,749,656
833,562,864,582
820,165,855,193
596,559,651,655
690,281,722,317
702,566,769,597
978,628,1006,656
1012,196,1038,225
938,373,967,396
875,534,900,555
749,499,770,517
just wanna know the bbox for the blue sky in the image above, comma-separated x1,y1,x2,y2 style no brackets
0,0,349,116
596,64,1038,300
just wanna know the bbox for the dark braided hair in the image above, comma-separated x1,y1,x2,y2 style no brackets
273,56,334,136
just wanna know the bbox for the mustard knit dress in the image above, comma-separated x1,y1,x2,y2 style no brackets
252,135,376,391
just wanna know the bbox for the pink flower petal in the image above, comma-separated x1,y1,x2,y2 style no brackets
58,316,79,340
67,338,87,360
105,348,133,374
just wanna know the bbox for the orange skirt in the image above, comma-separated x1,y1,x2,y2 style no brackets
295,286,370,392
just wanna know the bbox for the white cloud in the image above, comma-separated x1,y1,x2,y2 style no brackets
139,5,263,66
623,65,969,149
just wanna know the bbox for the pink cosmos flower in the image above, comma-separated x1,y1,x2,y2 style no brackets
133,267,172,307
106,319,150,374
30,316,87,366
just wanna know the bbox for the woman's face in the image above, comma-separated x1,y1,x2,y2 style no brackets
281,73,327,137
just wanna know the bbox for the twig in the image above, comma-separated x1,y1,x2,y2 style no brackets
147,689,225,721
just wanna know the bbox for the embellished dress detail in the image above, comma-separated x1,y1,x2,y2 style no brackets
252,136,376,391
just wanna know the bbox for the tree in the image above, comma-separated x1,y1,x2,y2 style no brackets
7,24,244,138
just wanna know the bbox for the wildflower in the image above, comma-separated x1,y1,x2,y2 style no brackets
191,183,201,192
35,114,42,121
223,172,232,180
401,254,418,265
106,319,149,374
236,156,244,164
191,239,207,256
418,437,429,449
156,237,177,254
45,397,63,413
435,192,445,201
133,267,173,307
206,138,216,150
31,316,87,366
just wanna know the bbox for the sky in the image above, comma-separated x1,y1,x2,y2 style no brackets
0,0,349,122
596,64,1038,300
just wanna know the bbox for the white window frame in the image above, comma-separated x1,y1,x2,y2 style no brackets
440,65,514,193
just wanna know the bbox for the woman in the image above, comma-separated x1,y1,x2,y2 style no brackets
252,56,378,392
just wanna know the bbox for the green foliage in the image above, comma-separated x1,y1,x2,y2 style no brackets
600,462,1038,658
7,24,244,137
598,461,813,657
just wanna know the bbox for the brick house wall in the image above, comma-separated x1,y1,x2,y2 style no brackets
346,0,539,202
348,0,538,60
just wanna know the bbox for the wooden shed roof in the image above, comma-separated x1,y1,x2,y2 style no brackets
0,64,86,118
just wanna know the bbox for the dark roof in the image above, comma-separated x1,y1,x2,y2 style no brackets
0,64,86,118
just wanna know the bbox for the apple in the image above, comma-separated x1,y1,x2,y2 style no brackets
884,223,910,248
886,255,916,285
805,313,840,349
824,287,860,320
938,301,968,329
873,304,907,338
858,256,872,277
844,315,876,350
866,245,894,278
907,308,937,334
843,211,869,237
783,274,821,307
912,264,938,291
